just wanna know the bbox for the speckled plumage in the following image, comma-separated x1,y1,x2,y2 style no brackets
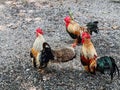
51,46,76,63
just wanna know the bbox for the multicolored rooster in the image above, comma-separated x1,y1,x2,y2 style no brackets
64,16,99,47
30,28,76,71
30,27,45,68
80,32,98,74
80,32,119,80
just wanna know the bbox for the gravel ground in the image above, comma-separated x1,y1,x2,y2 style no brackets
0,0,120,90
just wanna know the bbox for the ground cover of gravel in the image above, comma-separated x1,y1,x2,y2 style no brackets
0,0,120,90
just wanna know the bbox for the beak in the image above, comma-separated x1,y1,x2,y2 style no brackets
63,20,66,25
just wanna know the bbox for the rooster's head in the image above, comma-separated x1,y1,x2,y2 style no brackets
82,32,91,39
81,32,91,43
64,16,71,27
36,27,44,37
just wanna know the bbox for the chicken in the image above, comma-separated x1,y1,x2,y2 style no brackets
80,32,119,80
80,32,98,74
51,46,76,63
64,16,99,47
30,27,45,68
96,56,119,80
30,42,54,69
30,42,76,71
30,27,76,71
64,16,83,47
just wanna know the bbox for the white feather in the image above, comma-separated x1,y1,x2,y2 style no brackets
33,34,45,52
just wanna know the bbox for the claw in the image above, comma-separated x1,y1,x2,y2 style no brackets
84,66,89,72
38,69,45,74
72,38,79,48
72,43,77,48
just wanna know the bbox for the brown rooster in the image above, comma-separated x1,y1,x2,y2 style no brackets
64,16,83,47
64,16,99,47
80,32,98,74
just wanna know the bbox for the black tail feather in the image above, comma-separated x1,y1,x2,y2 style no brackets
39,42,54,69
86,21,99,35
115,64,119,78
96,56,119,80
109,57,119,79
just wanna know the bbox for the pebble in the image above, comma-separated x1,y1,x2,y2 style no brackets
26,69,30,71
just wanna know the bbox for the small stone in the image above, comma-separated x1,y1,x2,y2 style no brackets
0,26,5,31
29,87,36,90
43,76,47,81
18,12,25,17
34,17,42,21
33,78,37,83
25,18,32,22
111,26,119,30
26,69,30,71
5,1,13,5
26,0,35,3
28,10,34,13
19,10,26,13
43,75,50,81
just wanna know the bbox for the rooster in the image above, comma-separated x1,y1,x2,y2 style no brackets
64,16,99,47
96,56,119,80
30,27,45,68
30,42,76,70
64,16,82,47
80,32,98,74
80,32,119,80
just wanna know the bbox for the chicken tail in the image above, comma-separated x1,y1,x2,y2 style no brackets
96,56,119,80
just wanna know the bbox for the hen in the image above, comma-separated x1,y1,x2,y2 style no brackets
51,46,76,63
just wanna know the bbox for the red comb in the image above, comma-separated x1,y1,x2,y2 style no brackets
64,16,71,22
36,28,44,35
82,32,91,39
